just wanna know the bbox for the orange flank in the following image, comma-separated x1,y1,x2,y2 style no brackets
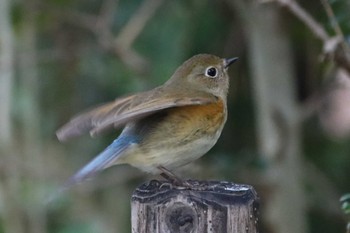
165,98,226,139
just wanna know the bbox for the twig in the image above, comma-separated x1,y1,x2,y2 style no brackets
260,0,350,75
49,0,164,74
98,0,117,28
262,0,329,41
319,0,347,47
95,0,149,73
116,0,164,49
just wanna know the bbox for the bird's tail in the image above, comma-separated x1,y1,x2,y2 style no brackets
67,137,132,187
47,136,133,204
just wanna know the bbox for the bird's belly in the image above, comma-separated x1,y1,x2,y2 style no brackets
138,131,221,173
119,100,226,173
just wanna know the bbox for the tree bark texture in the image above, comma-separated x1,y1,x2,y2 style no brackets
131,180,259,233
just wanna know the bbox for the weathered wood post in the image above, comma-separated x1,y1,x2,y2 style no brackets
131,180,259,233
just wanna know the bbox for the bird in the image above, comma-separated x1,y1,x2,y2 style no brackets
56,54,238,187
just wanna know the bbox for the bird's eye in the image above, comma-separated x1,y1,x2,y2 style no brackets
205,67,218,78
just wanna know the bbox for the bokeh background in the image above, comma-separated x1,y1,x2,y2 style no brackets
0,0,350,232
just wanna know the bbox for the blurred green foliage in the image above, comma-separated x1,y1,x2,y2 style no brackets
341,193,350,214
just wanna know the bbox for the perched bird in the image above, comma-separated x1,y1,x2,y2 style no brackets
57,54,237,187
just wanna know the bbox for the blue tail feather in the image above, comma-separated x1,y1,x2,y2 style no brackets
47,136,137,204
67,136,135,186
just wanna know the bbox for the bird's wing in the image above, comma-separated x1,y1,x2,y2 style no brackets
56,87,217,141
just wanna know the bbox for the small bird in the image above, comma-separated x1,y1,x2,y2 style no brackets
57,54,237,187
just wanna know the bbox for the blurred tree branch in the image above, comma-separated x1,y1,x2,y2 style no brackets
260,0,350,75
319,0,348,49
0,0,23,232
260,0,329,41
0,0,14,144
228,1,307,232
115,0,163,49
54,0,164,74
258,0,350,134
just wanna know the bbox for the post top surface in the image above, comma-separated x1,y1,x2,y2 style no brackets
132,179,258,205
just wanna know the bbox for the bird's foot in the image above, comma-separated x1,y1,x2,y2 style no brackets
157,166,191,189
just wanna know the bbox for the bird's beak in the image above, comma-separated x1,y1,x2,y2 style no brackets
224,57,238,69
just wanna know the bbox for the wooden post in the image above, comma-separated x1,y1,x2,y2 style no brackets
131,180,259,233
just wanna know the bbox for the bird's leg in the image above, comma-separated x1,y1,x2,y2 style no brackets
157,166,190,187
158,166,182,183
